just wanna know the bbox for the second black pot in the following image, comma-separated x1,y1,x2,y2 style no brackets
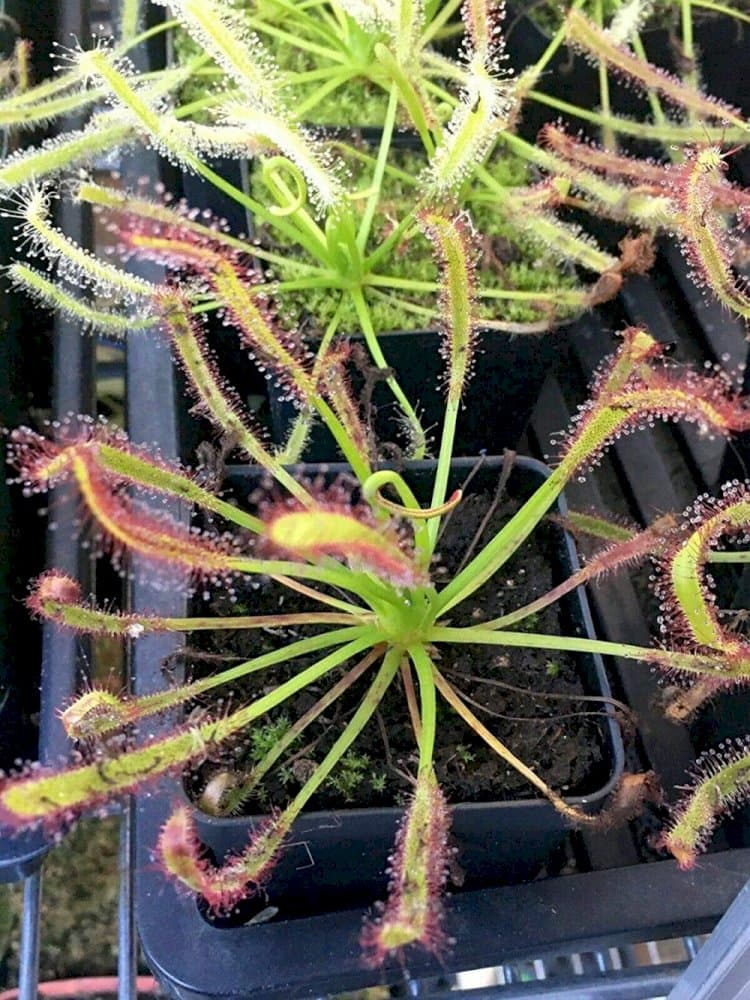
269,326,567,461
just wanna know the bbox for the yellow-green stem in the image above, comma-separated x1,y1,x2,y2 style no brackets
408,645,437,771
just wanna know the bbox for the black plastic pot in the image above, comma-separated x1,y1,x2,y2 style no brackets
130,454,623,998
270,325,568,460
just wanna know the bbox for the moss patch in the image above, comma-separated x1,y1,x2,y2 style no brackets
4,819,121,986
252,143,579,332
173,0,432,128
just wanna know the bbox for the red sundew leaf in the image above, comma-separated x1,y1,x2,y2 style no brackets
558,328,750,477
7,418,217,506
461,0,504,63
121,219,315,403
156,804,282,912
153,289,280,472
672,148,750,320
27,570,172,639
542,126,750,217
418,209,479,405
0,719,216,832
662,739,750,869
68,448,239,580
652,483,750,668
264,505,427,588
316,343,372,460
566,12,746,127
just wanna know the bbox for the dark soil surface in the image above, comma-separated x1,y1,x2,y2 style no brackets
185,491,609,814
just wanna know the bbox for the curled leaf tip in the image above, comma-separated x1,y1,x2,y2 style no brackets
60,688,129,742
156,804,283,912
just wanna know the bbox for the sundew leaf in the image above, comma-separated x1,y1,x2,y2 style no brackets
264,505,427,587
426,53,511,196
418,209,478,405
154,0,280,111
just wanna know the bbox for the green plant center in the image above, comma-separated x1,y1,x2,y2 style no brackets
374,584,439,645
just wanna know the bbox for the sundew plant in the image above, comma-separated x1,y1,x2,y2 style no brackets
4,0,750,967
6,0,750,449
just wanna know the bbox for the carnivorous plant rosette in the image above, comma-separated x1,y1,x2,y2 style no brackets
5,245,750,962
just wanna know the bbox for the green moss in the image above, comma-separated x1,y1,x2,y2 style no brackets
454,743,477,767
370,769,387,793
171,1,580,332
173,0,417,128
172,0,464,129
545,659,562,678
249,715,292,763
266,751,371,802
253,145,579,332
328,750,370,801
278,763,296,787
5,819,121,986
516,611,542,632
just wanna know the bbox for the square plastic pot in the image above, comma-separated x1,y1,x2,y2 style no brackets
269,326,568,461
131,455,624,999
